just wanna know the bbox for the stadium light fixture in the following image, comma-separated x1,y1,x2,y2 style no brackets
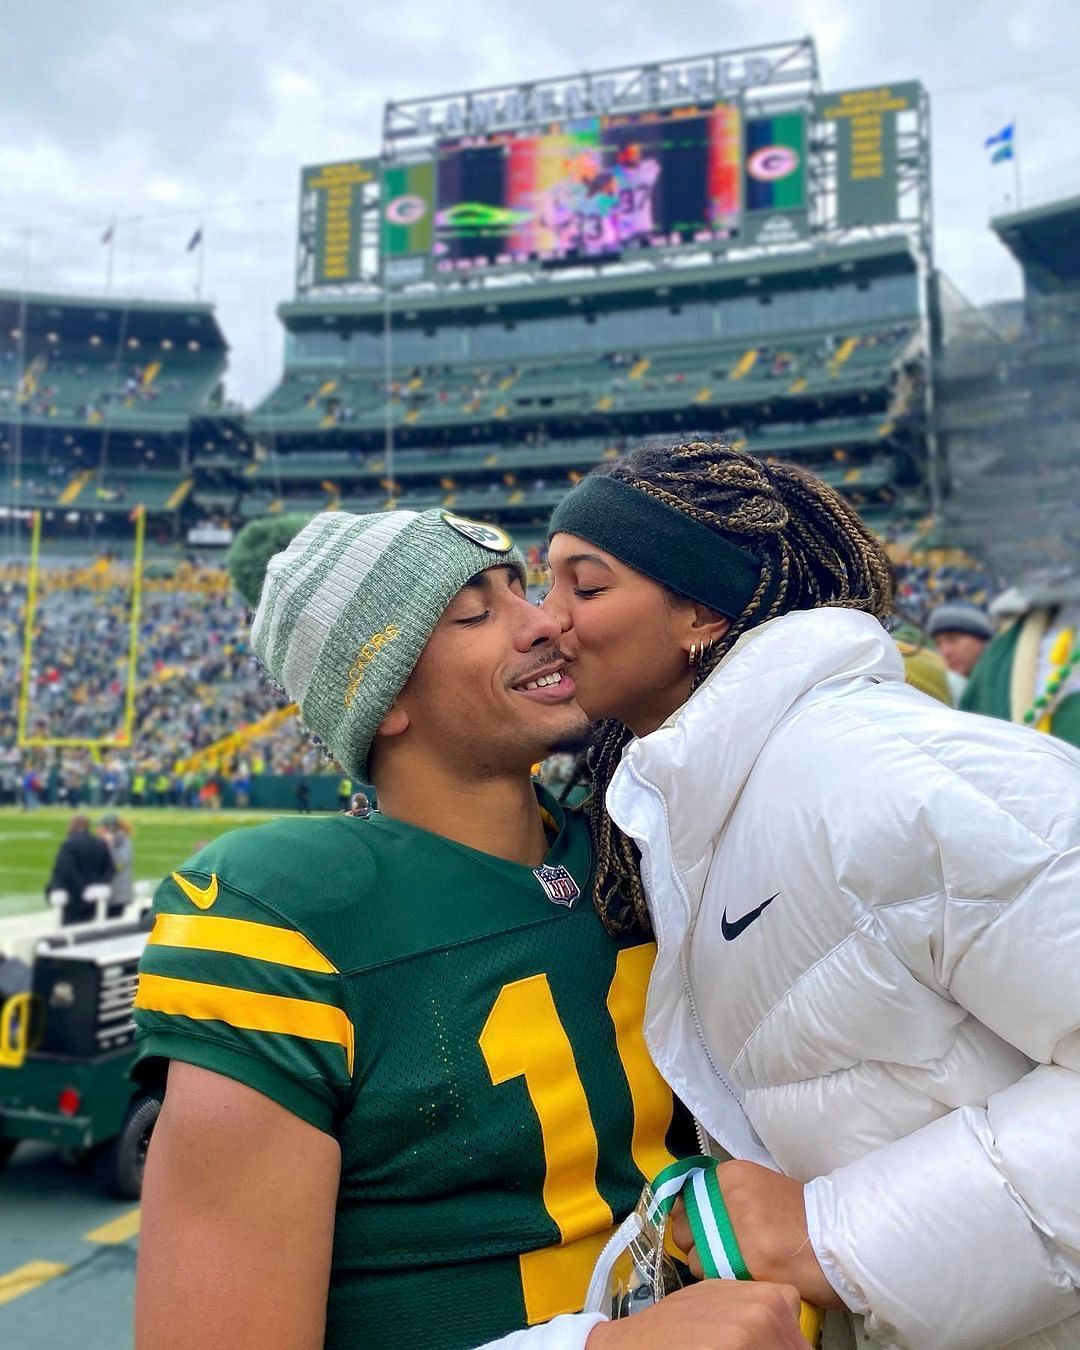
46,331,59,343
188,340,201,351
161,338,173,350
9,327,20,338
127,337,140,348
89,334,102,346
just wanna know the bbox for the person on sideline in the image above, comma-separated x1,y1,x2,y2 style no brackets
99,814,134,918
45,814,115,925
133,508,804,1350
542,441,1080,1349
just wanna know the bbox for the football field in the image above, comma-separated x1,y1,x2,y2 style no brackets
0,808,292,917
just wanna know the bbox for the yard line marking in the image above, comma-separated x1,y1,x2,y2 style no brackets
83,1207,141,1245
0,1260,68,1308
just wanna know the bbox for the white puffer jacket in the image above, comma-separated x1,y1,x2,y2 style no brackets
605,608,1080,1350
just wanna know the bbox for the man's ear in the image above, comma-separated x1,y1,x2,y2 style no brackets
375,702,410,739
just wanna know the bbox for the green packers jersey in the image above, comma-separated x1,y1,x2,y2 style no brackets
134,789,692,1348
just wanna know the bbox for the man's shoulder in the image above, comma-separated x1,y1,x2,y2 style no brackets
162,815,380,937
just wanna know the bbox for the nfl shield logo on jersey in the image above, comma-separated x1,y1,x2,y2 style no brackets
532,864,581,908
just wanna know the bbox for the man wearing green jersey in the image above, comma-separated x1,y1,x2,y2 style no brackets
133,508,804,1350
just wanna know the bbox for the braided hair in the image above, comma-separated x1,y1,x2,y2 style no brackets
575,440,895,937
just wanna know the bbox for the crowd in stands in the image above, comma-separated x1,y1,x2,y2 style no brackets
0,532,1003,813
0,560,331,809
0,339,208,425
262,326,916,428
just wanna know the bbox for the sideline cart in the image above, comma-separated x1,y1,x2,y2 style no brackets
0,909,156,1199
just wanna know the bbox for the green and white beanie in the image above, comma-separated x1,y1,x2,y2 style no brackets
247,508,524,781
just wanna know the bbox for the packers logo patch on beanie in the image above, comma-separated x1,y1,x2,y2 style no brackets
232,509,524,781
440,512,514,552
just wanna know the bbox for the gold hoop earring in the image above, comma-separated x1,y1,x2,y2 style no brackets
688,642,699,668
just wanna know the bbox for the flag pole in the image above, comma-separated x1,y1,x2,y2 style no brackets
104,225,116,295
195,226,206,299
1013,120,1022,209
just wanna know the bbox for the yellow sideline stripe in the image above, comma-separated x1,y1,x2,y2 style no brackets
84,1208,141,1245
135,974,354,1074
0,1261,68,1308
149,913,336,974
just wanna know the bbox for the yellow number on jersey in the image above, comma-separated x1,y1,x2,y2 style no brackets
479,944,676,1324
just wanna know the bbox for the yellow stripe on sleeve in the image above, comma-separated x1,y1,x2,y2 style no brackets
149,913,337,974
135,973,354,1074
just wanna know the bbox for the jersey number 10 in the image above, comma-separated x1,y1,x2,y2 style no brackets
479,943,677,1324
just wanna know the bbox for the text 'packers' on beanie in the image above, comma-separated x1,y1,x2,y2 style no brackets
235,509,524,781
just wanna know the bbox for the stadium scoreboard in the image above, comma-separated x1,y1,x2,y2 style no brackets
297,158,379,288
817,83,922,229
295,43,930,294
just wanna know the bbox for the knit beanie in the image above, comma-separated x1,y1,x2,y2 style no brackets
232,508,524,781
926,603,994,642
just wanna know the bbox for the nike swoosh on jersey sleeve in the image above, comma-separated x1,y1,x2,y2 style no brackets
136,877,357,1088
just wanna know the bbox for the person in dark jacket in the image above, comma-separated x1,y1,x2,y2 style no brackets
45,815,115,925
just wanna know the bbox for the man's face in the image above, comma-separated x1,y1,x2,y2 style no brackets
933,630,988,677
393,566,590,774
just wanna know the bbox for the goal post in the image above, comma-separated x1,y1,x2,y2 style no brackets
16,505,146,752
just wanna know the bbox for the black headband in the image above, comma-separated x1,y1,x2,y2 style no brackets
549,474,772,619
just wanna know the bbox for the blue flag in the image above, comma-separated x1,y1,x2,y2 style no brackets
186,227,203,252
985,125,1015,166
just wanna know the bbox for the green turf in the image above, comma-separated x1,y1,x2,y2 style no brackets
0,808,303,916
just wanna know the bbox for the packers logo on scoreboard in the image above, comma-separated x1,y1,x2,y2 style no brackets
385,194,429,227
441,512,514,552
747,145,801,182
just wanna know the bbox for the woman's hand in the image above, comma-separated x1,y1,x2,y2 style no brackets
671,1160,846,1312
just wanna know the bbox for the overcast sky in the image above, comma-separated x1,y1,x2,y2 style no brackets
1,0,1078,406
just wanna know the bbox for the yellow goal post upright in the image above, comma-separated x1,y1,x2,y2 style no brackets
16,505,147,755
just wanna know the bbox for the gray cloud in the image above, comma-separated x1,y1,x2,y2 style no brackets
2,0,1078,404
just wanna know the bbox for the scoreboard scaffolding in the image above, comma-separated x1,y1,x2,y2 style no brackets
294,38,931,296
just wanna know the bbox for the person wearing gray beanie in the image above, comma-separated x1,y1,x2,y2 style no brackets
926,602,994,680
133,507,797,1350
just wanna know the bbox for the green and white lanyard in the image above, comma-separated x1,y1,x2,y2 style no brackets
583,1155,749,1315
646,1155,751,1282
585,1155,824,1345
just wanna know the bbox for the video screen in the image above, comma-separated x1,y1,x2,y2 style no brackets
433,104,741,272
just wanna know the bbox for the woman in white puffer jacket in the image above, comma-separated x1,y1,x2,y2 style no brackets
543,441,1080,1350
